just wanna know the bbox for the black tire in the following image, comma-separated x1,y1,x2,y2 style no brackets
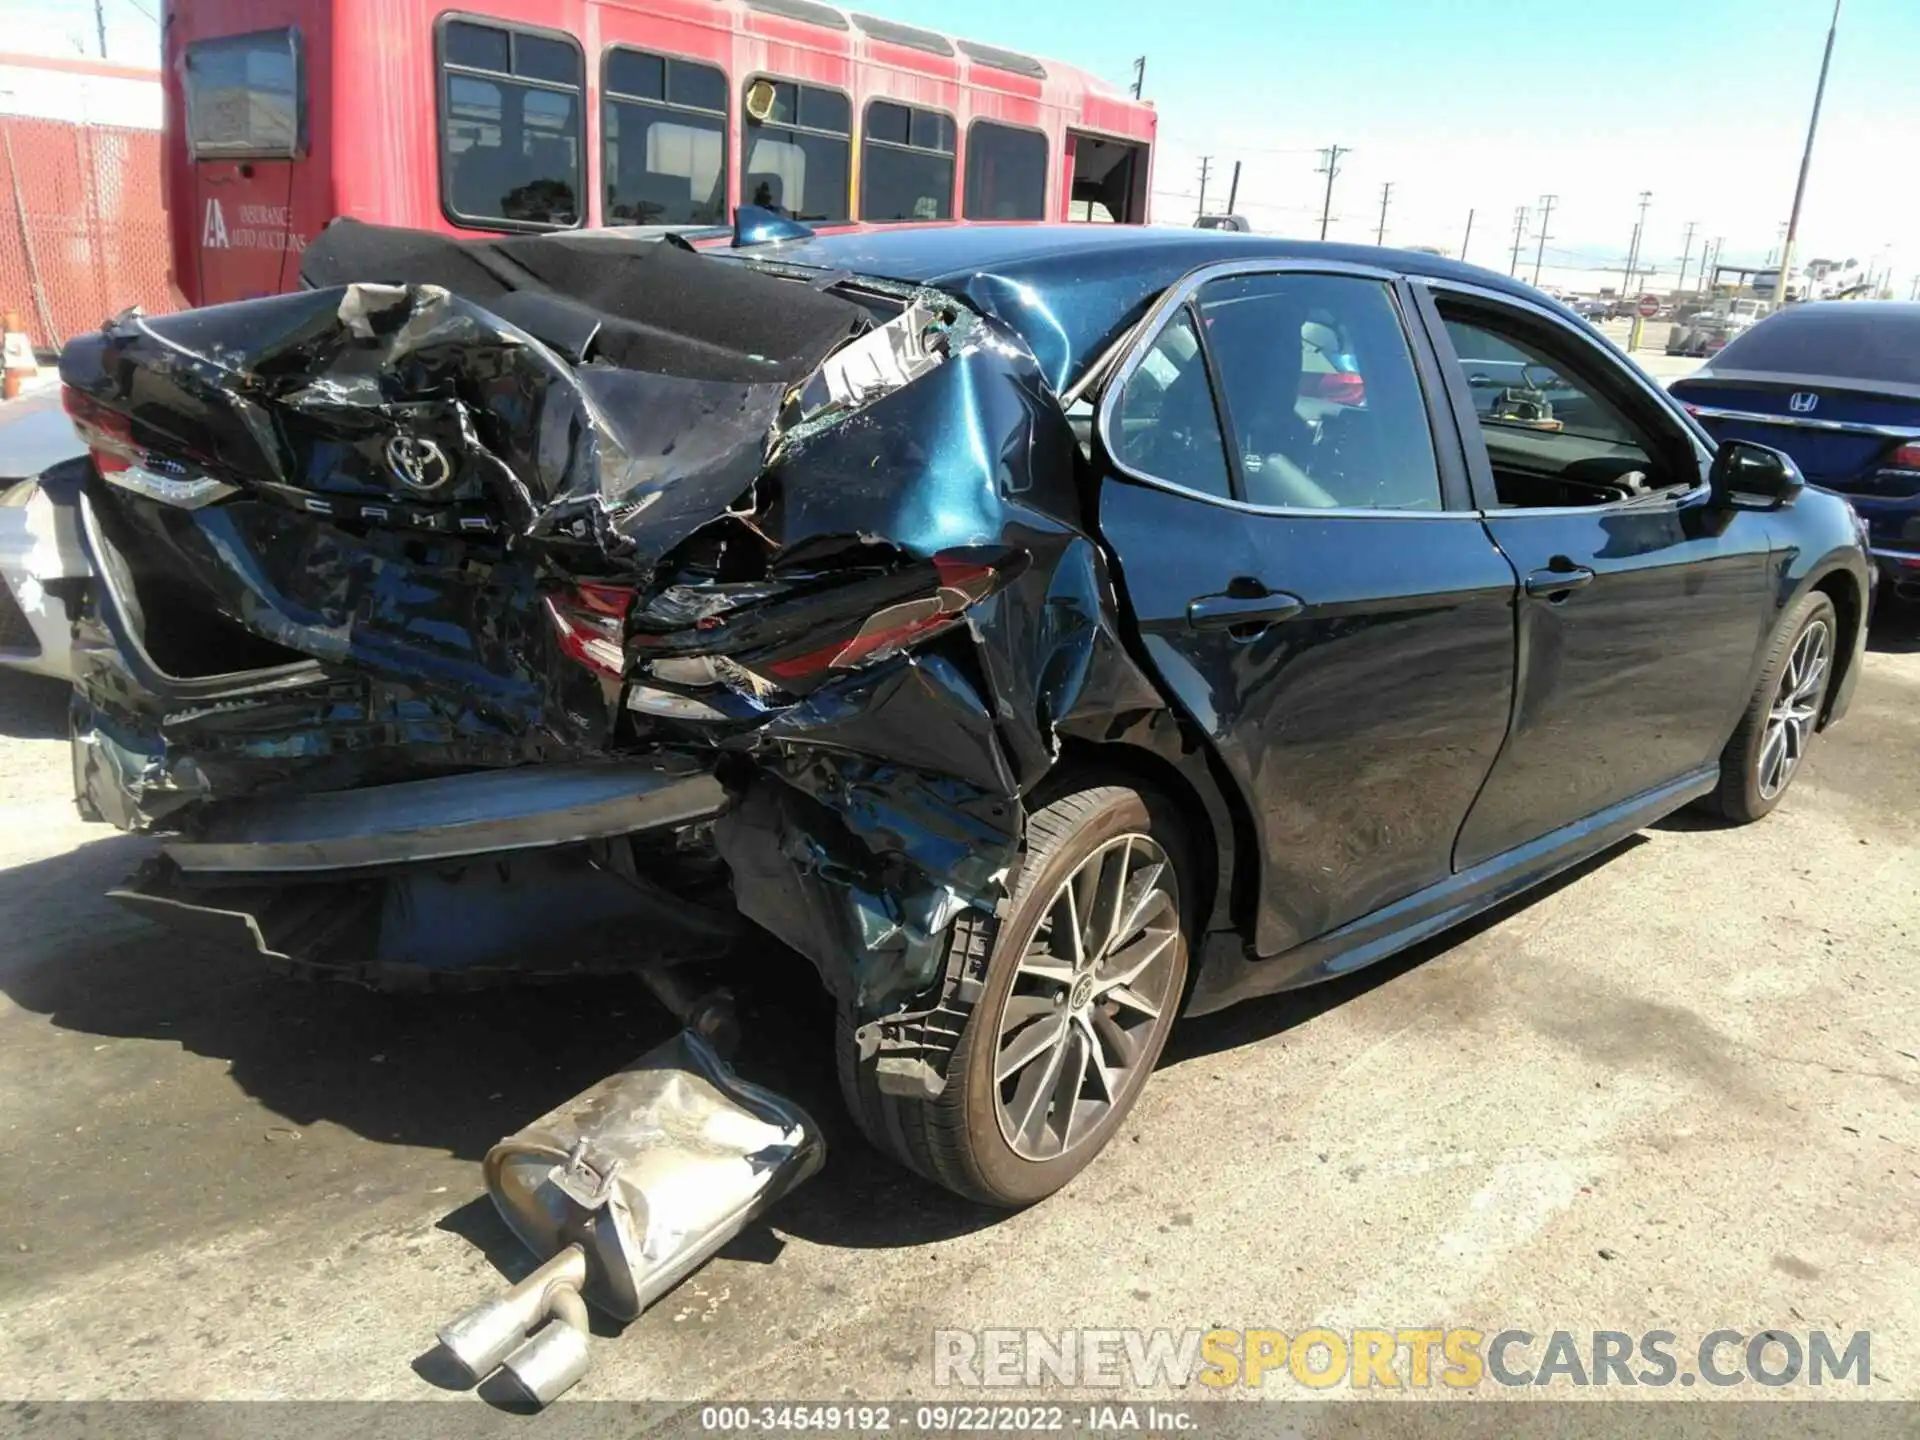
1709,591,1838,824
838,780,1190,1207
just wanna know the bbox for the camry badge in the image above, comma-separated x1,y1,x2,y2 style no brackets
385,434,454,493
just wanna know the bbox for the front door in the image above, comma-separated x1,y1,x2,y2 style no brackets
1097,264,1518,956
1416,284,1779,868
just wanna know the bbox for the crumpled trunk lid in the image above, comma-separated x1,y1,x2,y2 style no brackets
55,221,1171,1084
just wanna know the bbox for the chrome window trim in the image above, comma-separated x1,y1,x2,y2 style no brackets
1683,404,1920,441
1093,257,1462,520
1416,275,1715,511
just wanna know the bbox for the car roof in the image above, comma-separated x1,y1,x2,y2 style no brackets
750,221,1539,298
736,223,1549,392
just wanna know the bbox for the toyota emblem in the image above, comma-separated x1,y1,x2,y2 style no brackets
384,434,453,493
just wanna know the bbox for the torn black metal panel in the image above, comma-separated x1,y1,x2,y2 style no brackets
712,765,1005,1016
301,219,867,385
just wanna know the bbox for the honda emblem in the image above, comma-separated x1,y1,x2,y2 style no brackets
1788,392,1819,414
384,435,453,493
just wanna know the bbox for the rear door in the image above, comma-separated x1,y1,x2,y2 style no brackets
1095,261,1518,958
180,25,308,303
1415,281,1777,867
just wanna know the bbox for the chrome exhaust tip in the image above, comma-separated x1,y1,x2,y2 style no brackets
498,1317,594,1408
435,1243,588,1385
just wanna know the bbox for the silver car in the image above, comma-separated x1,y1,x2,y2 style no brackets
0,386,88,679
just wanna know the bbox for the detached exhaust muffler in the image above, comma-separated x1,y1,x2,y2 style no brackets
434,1021,824,1406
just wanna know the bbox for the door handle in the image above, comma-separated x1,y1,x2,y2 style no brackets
1186,589,1305,631
1523,564,1595,599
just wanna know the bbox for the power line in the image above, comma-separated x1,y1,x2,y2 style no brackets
116,0,158,22
1315,144,1349,241
1676,220,1699,293
1620,190,1652,296
1531,194,1557,286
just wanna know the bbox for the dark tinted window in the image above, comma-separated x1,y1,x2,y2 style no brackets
1197,273,1441,510
743,79,849,222
443,20,508,72
183,29,302,157
605,48,664,100
860,101,954,223
439,24,584,229
1113,307,1232,501
1712,306,1920,384
516,33,579,85
670,61,726,112
964,122,1046,220
604,50,728,226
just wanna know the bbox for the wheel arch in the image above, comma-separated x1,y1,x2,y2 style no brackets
1045,727,1255,946
1807,564,1864,728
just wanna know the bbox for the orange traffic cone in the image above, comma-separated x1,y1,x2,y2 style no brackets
2,311,38,400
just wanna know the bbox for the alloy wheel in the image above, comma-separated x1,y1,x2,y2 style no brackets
1757,618,1831,801
992,833,1181,1161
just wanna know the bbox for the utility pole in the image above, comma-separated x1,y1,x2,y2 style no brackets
1776,0,1841,306
1461,208,1475,264
1130,56,1146,99
1509,206,1529,277
1374,182,1393,246
1225,160,1241,216
94,0,107,57
1675,220,1699,294
1196,156,1211,221
1531,193,1557,287
1315,144,1348,241
1621,190,1651,295
1909,274,1919,302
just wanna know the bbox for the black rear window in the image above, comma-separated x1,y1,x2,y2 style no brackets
1713,305,1920,385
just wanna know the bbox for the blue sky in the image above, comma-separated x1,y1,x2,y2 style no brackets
876,0,1919,286
25,0,1920,290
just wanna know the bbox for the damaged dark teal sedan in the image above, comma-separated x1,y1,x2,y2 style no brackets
55,218,1871,1209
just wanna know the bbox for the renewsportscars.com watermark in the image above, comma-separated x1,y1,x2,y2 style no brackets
933,1328,1872,1390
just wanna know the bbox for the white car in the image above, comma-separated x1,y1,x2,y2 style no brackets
0,387,88,680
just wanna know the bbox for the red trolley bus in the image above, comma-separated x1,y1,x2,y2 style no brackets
163,0,1158,307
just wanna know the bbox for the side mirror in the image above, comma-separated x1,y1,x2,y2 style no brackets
1709,439,1804,510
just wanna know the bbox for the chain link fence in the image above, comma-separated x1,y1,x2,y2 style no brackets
0,115,176,353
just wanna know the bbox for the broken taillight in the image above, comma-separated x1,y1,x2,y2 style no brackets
546,582,636,680
761,556,1001,681
624,546,1026,717
62,385,238,510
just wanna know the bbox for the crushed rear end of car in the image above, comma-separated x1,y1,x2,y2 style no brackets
55,218,1165,1064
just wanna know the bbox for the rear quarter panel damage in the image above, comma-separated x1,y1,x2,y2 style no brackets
55,230,1200,1094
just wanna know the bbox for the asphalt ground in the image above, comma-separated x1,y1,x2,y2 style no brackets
0,603,1915,1418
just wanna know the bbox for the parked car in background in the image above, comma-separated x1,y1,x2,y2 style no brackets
56,222,1869,1206
1671,301,1920,600
1569,298,1610,324
1667,299,1770,357
0,387,87,679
